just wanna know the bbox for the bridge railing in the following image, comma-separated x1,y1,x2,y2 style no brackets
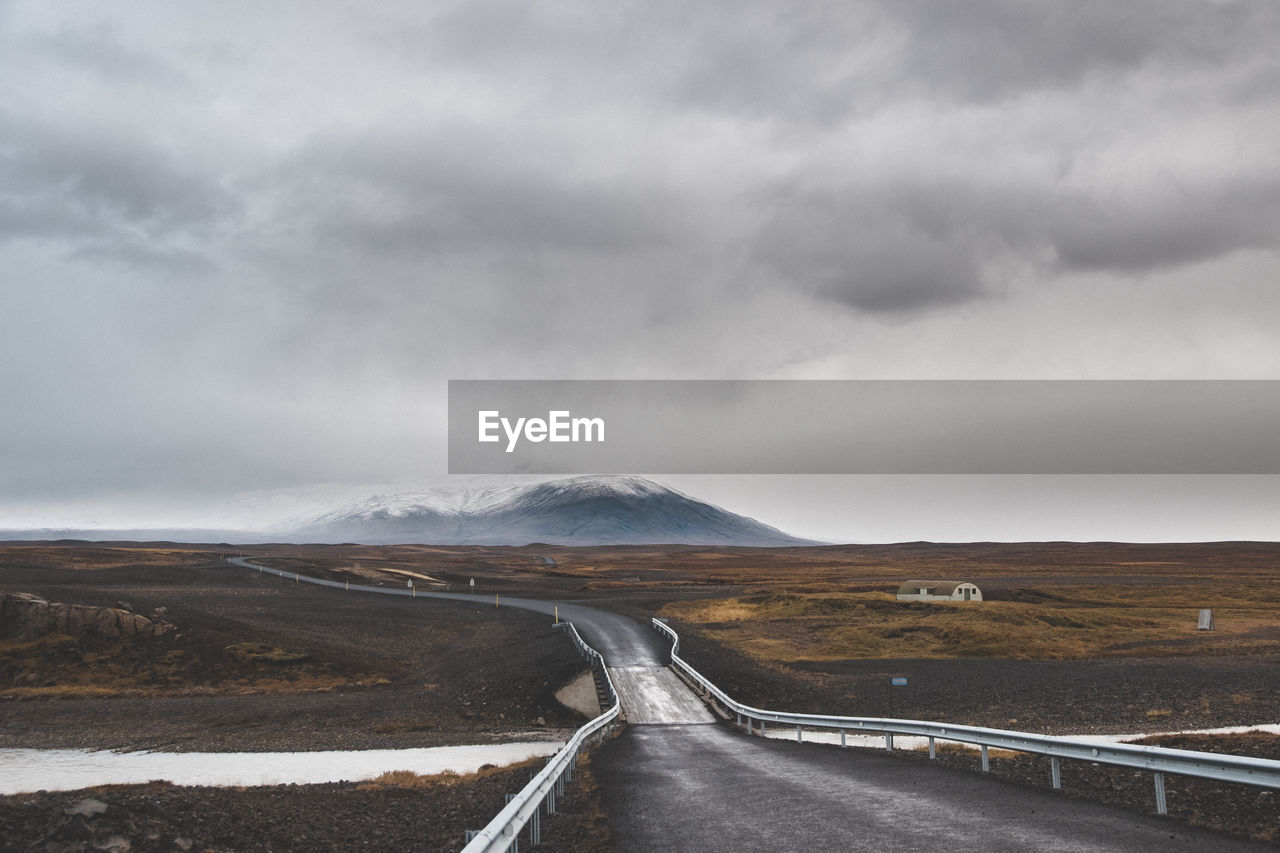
652,617,1280,815
461,621,619,853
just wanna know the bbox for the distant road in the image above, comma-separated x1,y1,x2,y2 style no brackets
225,557,664,666
228,558,1268,852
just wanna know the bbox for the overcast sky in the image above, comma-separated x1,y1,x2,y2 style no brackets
3,1,1280,541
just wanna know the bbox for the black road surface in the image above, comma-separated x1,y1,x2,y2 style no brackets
593,724,1267,852
230,559,1271,852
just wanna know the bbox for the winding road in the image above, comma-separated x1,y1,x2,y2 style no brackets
229,559,1268,851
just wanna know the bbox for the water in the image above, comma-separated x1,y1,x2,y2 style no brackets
0,742,563,795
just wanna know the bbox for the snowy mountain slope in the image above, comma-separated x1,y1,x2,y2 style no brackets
286,476,817,546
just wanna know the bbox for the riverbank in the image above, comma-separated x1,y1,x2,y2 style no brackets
0,756,615,853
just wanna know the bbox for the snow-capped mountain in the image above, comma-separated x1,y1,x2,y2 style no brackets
283,476,817,546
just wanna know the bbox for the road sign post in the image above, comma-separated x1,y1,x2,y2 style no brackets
889,676,907,717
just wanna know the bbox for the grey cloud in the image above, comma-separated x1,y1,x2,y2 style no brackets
753,166,1280,312
353,0,1280,315
36,22,196,90
280,127,686,260
754,187,989,312
392,1,1280,128
882,1,1278,102
1046,180,1280,273
0,113,239,251
254,114,701,280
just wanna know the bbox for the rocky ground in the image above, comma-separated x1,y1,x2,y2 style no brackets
0,756,615,853
0,552,612,851
0,558,586,751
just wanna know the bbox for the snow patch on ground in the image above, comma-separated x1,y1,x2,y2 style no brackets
0,742,564,795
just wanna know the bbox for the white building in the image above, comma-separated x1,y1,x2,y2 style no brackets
896,580,982,602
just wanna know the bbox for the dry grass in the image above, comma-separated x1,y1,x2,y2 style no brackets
0,544,219,571
357,757,542,791
224,641,311,664
0,631,359,700
660,585,1280,662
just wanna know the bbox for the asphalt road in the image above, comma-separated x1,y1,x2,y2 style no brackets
593,724,1270,852
229,559,1269,851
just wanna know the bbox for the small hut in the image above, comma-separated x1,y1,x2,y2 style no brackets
896,580,982,602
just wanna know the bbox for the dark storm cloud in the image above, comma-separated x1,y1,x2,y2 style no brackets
361,0,1280,314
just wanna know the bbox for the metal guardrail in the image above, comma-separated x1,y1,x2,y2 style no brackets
224,558,620,851
461,621,620,853
652,617,1280,815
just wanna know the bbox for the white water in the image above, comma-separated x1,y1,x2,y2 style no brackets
0,742,563,795
763,723,1280,751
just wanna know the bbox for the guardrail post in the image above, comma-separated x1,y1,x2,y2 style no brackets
841,730,847,748
1153,772,1167,815
1050,756,1061,790
885,733,893,751
981,745,990,772
531,803,541,845
796,725,802,743
502,797,520,853
761,719,766,735
928,736,935,759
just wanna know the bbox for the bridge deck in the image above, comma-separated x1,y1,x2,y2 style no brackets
610,666,715,725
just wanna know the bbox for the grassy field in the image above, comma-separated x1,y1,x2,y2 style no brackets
658,584,1280,661
6,539,1280,671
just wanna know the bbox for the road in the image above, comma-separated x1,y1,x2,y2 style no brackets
229,559,1269,851
227,557,665,666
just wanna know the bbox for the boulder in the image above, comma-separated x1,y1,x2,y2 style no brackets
64,798,108,817
0,592,169,642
